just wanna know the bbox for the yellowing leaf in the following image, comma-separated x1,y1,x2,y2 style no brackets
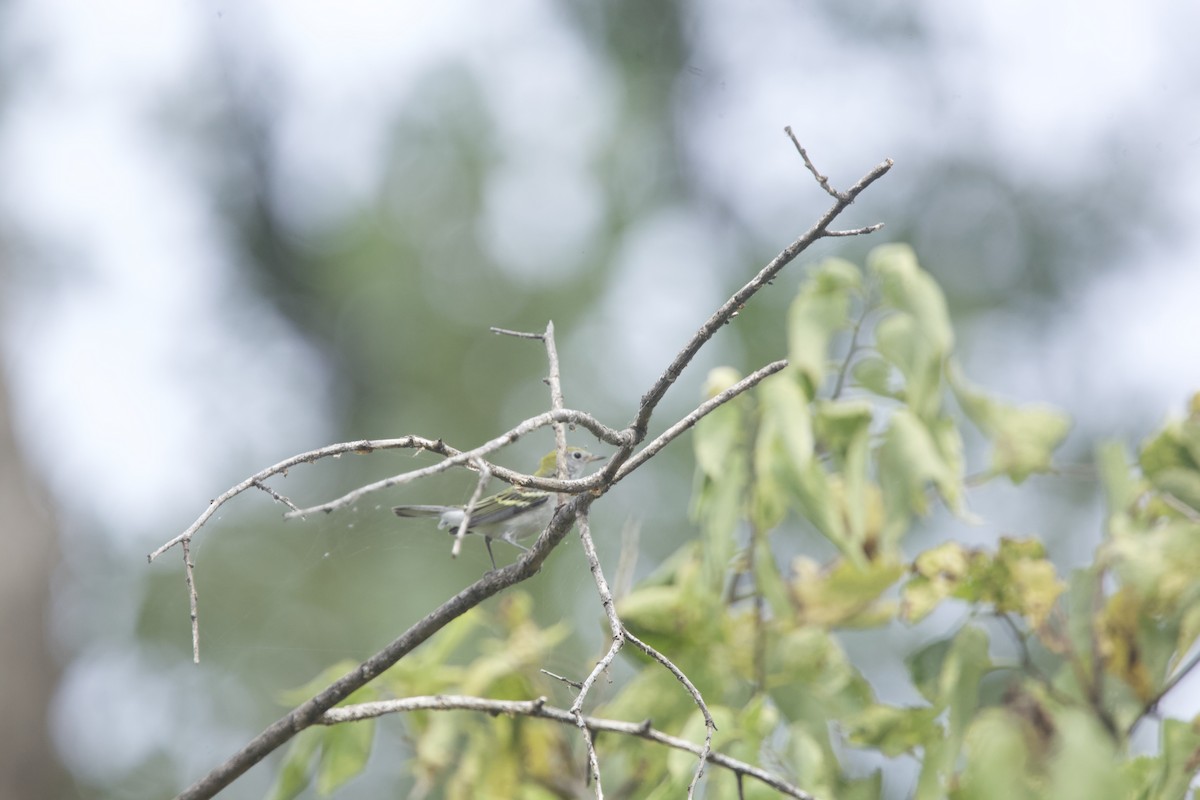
1003,552,1063,629
1097,588,1154,702
790,555,904,628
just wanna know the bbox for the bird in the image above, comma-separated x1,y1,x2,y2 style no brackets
392,447,604,569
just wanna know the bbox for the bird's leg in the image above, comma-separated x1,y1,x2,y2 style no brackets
484,537,499,571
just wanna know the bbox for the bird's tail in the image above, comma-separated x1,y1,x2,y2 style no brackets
392,505,452,518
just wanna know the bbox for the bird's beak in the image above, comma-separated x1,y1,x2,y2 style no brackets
587,453,606,464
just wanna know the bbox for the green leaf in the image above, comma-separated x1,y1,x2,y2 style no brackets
869,244,953,420
617,585,687,637
940,626,992,742
949,362,1071,483
753,532,793,621
694,367,750,584
759,371,815,467
1105,517,1200,612
1096,441,1139,515
782,723,837,800
868,243,954,356
1046,709,1128,800
878,409,968,540
788,258,862,397
851,355,895,397
759,374,852,549
768,627,873,721
905,625,992,722
267,728,321,800
951,709,1033,800
844,704,941,757
1126,717,1200,799
315,721,374,796
751,414,791,531
695,367,747,479
1139,411,1200,511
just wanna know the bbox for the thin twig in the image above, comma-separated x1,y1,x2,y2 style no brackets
572,513,717,796
1129,644,1200,737
540,669,584,690
538,322,599,791
251,479,300,512
629,145,890,443
451,458,492,559
148,435,451,562
614,360,788,484
163,140,890,799
319,694,816,799
175,491,599,800
625,628,717,796
831,297,871,400
490,326,546,340
573,513,622,797
1162,493,1200,524
825,223,885,237
541,321,570,480
996,613,1074,707
182,539,199,664
283,410,627,518
784,125,840,200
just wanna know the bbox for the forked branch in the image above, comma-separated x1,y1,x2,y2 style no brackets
162,133,890,800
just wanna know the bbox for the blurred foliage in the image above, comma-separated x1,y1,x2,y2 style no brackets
269,246,1200,798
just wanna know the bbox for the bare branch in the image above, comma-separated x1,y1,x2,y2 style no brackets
570,514,623,796
451,458,491,559
571,513,715,798
148,435,451,562
490,326,546,340
182,539,199,664
251,478,300,512
175,490,599,800
319,694,816,799
542,321,570,480
625,627,717,796
540,669,583,690
615,360,788,483
283,409,627,518
784,125,840,199
825,223,885,237
629,145,891,442
162,139,891,799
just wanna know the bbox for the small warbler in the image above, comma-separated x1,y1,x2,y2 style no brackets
392,447,604,569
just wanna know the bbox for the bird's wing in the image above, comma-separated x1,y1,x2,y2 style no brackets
470,492,550,527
